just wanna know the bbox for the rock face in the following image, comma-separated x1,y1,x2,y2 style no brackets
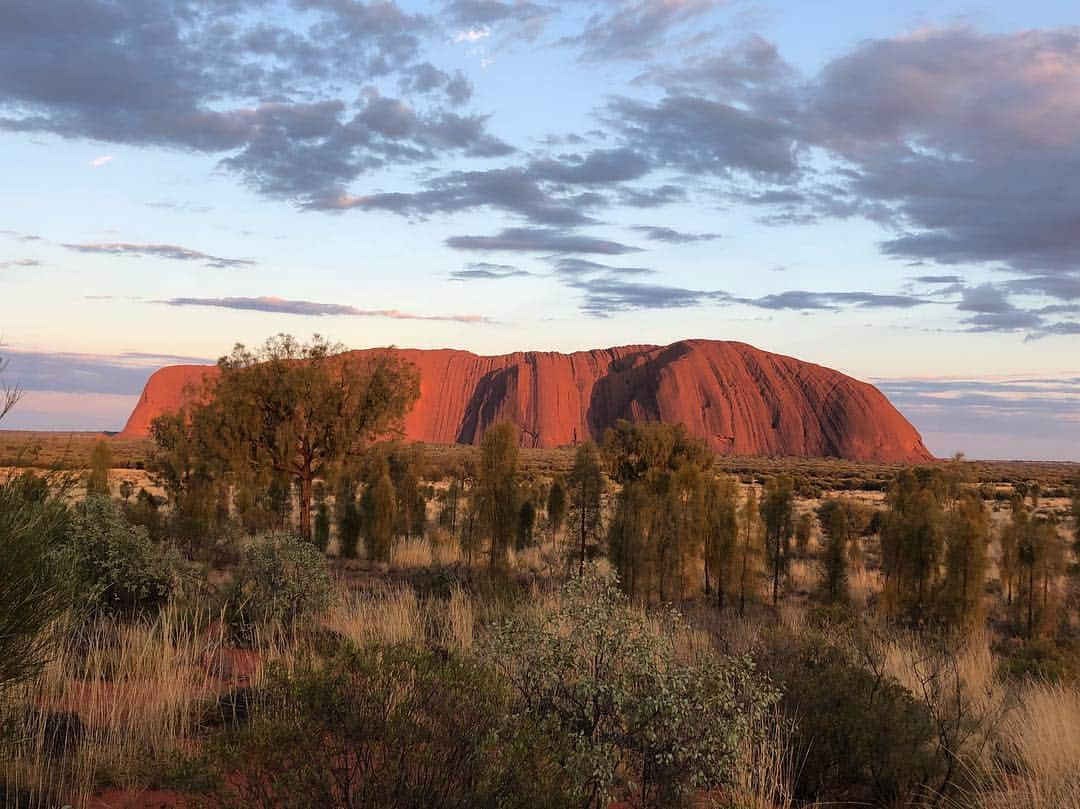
120,339,933,463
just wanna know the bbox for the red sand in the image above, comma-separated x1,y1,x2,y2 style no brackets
119,339,933,463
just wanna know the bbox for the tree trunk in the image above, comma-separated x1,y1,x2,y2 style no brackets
578,482,587,577
299,475,313,541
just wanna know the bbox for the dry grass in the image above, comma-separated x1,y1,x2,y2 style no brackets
0,605,241,805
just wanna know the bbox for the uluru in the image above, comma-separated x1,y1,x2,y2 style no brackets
120,339,933,463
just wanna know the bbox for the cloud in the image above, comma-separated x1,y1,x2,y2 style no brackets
955,284,1045,333
567,276,729,316
450,262,531,280
446,227,641,254
550,257,653,277
0,229,41,242
563,0,727,62
454,27,490,42
0,258,42,269
158,296,490,323
875,375,1080,459
90,155,113,167
629,225,720,243
806,28,1080,281
61,241,254,268
0,348,211,395
749,290,928,311
912,275,964,285
443,0,553,40
0,0,507,204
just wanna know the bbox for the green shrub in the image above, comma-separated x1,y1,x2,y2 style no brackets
760,627,944,805
225,534,332,644
0,471,69,693
485,568,778,808
197,645,575,809
58,495,184,619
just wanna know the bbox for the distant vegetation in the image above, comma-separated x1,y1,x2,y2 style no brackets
0,337,1078,808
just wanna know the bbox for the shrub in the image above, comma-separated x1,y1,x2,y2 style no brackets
226,534,332,644
760,626,944,805
198,645,575,809
0,471,69,692
485,568,778,808
58,495,184,619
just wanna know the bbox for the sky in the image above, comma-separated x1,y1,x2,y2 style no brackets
0,0,1078,460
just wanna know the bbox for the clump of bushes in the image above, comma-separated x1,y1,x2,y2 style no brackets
485,568,778,808
58,495,185,619
759,622,944,805
195,645,574,809
225,534,332,644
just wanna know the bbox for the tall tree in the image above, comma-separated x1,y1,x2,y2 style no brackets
568,441,605,576
703,474,739,609
816,498,855,605
477,422,519,568
736,487,762,617
154,335,419,540
880,468,947,624
360,451,397,564
761,474,795,605
941,490,989,626
547,475,567,548
86,439,113,497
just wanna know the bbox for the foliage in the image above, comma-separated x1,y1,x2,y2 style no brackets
152,334,420,541
199,645,576,809
566,440,604,575
58,495,184,619
85,439,112,496
603,422,711,603
546,474,567,542
476,422,519,567
0,470,69,693
761,474,795,605
760,625,944,805
360,452,397,563
485,568,778,808
226,534,332,643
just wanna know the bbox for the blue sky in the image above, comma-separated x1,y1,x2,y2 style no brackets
0,0,1078,459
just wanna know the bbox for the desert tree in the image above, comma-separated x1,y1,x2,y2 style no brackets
156,334,419,541
477,422,520,568
0,363,69,695
816,498,857,606
388,443,426,539
703,474,739,609
86,438,113,497
313,482,331,552
1017,514,1066,637
568,440,604,576
941,490,989,626
334,474,362,558
516,498,537,550
880,468,947,624
794,510,813,556
360,451,397,564
760,474,795,605
546,475,567,548
736,486,763,617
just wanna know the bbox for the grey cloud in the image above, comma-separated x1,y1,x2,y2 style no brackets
0,258,42,269
159,296,490,322
564,0,726,62
61,242,255,268
0,349,212,395
311,166,597,225
748,290,928,311
567,276,729,316
610,94,799,178
875,375,1080,459
444,0,553,38
0,0,507,203
912,275,964,285
955,284,1045,333
450,262,532,280
630,225,720,243
551,258,653,277
809,29,1080,277
446,227,641,254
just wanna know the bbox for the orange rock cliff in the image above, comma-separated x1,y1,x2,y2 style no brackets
119,339,934,463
